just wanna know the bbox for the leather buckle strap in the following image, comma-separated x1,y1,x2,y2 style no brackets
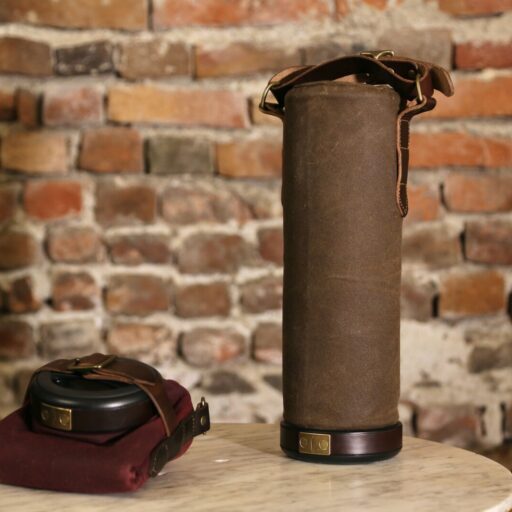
67,354,116,373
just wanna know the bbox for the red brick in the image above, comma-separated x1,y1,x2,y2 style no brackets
426,76,512,118
180,328,246,367
1,132,69,174
6,276,40,313
55,41,113,76
443,173,512,213
455,42,512,69
0,230,38,269
439,269,505,318
410,132,512,168
105,274,170,316
24,180,82,220
465,219,512,265
178,233,255,274
44,87,103,127
79,127,143,174
47,226,103,263
40,321,99,359
217,139,282,178
0,36,51,76
258,227,283,265
95,183,156,227
117,40,190,80
401,272,437,322
0,321,34,360
108,85,249,128
0,89,15,120
153,0,331,28
0,0,148,30
16,88,39,128
161,183,251,225
226,182,282,219
405,184,441,223
252,323,282,364
362,0,388,9
195,43,300,78
240,275,282,313
52,272,98,311
438,0,512,16
108,235,171,265
175,282,231,318
0,185,18,224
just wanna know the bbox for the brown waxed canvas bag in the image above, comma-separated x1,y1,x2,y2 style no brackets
260,51,454,462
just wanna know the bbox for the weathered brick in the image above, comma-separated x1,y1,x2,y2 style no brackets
410,132,512,168
0,0,148,30
378,29,452,70
202,370,255,394
443,173,512,213
153,0,332,28
108,85,250,128
405,184,441,223
16,88,40,128
148,137,214,175
44,87,103,127
180,328,245,367
178,233,255,274
24,180,82,220
468,342,512,373
79,127,143,174
0,36,51,76
226,181,282,219
402,224,462,268
455,41,512,69
361,0,387,8
196,43,300,78
47,226,103,263
0,89,15,120
438,0,512,16
52,272,98,311
55,41,113,76
252,323,282,364
465,220,512,265
258,227,283,265
416,404,481,448
95,183,156,227
6,276,40,313
240,275,282,314
106,274,170,316
117,39,189,80
427,76,512,118
40,321,99,359
401,272,437,322
1,132,69,174
0,230,38,269
439,270,505,318
107,323,176,361
216,139,282,178
107,235,171,265
175,282,231,318
0,321,34,360
161,183,251,225
0,185,18,224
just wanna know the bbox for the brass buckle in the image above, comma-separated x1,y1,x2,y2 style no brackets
68,354,116,373
415,73,424,103
360,49,395,60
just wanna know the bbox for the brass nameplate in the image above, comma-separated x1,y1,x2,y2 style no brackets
298,432,331,456
40,402,72,431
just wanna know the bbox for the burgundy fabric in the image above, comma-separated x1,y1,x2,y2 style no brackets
0,379,193,493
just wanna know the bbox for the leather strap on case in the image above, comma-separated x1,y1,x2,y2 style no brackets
259,52,454,217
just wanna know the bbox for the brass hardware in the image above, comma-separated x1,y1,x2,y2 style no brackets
298,432,331,456
39,402,72,431
67,355,116,373
200,416,207,426
360,50,395,60
415,73,424,103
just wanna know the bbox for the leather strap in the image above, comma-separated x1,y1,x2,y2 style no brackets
260,53,454,217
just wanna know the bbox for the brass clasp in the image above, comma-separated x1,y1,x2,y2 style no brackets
67,354,116,373
299,432,331,456
360,50,395,60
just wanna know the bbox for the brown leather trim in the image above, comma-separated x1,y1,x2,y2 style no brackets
281,421,402,459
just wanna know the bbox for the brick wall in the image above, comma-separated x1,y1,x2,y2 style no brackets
0,0,511,451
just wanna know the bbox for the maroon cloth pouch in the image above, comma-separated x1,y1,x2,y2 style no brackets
0,379,193,493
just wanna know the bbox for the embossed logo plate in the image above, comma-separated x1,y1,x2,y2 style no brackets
298,432,331,455
40,402,72,431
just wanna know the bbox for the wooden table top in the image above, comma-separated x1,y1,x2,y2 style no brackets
0,423,511,511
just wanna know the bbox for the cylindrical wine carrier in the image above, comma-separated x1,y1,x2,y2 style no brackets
260,51,453,462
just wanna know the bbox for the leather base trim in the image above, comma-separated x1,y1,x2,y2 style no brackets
280,421,402,463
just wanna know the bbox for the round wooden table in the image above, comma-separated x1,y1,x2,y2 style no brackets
0,424,511,511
